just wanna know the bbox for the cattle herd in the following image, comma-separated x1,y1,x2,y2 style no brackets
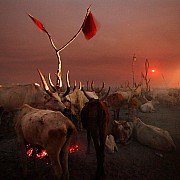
0,6,179,179
0,73,180,179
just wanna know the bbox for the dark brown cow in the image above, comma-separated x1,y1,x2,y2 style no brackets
81,87,110,179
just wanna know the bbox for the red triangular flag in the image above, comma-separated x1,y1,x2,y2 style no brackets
82,11,98,40
27,13,47,33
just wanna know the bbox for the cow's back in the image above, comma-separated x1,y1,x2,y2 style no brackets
16,104,76,145
81,100,109,131
0,84,44,110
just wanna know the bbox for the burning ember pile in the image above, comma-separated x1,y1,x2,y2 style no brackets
26,143,79,159
69,144,79,153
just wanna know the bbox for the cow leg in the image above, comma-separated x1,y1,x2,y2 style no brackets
114,109,117,120
112,110,115,120
116,108,120,121
16,129,28,177
31,145,36,167
46,143,63,179
128,108,133,120
86,129,91,154
99,129,106,178
92,134,105,179
18,139,28,177
60,135,73,180
0,107,4,125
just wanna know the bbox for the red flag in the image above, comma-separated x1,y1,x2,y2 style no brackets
82,11,98,40
27,13,47,33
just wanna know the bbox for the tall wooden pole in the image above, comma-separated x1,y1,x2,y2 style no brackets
132,54,136,87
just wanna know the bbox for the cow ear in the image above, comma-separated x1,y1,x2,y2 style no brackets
114,120,119,124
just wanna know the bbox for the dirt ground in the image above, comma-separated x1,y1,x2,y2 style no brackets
0,103,180,180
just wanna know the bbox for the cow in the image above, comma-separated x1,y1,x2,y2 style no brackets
62,81,102,130
106,92,126,120
156,93,178,107
132,117,176,152
0,83,66,112
106,84,142,120
15,104,77,179
105,134,118,153
81,86,110,179
115,83,142,101
128,95,142,119
112,120,133,144
0,69,70,124
140,99,159,113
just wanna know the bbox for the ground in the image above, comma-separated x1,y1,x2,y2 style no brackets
0,104,180,180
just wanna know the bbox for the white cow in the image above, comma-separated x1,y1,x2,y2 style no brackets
0,69,70,124
132,117,176,152
15,104,77,179
140,99,159,113
0,83,66,112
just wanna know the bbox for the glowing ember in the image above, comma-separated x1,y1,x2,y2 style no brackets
26,144,48,159
36,150,48,159
26,148,33,157
26,144,79,159
69,144,79,153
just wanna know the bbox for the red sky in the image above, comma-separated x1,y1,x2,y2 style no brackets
0,0,180,89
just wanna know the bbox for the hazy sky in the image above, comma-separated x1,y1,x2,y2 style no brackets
0,0,180,88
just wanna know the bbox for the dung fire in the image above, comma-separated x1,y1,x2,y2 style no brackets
26,143,79,159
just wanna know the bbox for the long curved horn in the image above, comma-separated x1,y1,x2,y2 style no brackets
91,80,95,91
60,70,70,97
96,82,105,93
37,68,53,96
91,81,105,93
81,86,92,100
100,87,111,101
86,81,89,91
48,73,56,92
73,80,77,91
79,81,82,90
37,68,66,110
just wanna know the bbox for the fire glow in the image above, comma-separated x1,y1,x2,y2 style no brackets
26,144,79,159
69,144,79,153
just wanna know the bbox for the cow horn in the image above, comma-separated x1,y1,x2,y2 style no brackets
96,82,105,93
86,81,89,91
55,72,63,89
73,80,77,91
114,120,119,124
48,73,56,92
91,80,95,91
81,86,92,100
60,70,70,97
37,68,53,96
100,87,110,101
37,68,64,103
79,81,82,90
91,81,105,94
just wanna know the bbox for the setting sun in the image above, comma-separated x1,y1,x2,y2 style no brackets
151,69,155,73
